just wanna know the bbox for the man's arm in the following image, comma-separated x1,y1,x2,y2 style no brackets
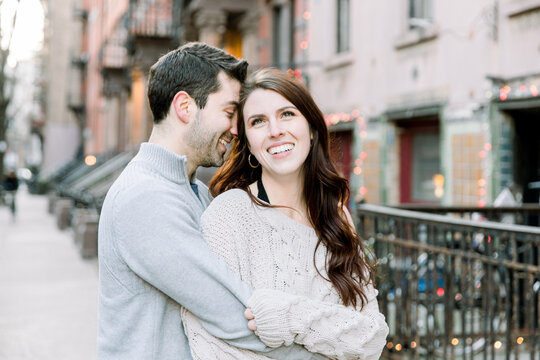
112,188,326,359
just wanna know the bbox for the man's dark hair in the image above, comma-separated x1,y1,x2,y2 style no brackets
147,42,248,123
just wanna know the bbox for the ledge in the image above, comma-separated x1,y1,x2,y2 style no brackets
324,51,355,71
394,25,439,50
328,120,355,132
506,0,540,18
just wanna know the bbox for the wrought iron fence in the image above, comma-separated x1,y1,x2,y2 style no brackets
393,204,540,227
356,203,540,359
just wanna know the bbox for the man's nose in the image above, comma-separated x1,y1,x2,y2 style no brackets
230,118,238,137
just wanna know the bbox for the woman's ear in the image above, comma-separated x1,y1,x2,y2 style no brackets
172,91,194,124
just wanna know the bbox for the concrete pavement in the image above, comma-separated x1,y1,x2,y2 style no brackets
0,189,98,360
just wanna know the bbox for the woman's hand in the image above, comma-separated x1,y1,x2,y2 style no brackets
244,308,258,335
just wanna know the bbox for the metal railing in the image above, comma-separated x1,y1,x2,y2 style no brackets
101,19,129,70
128,0,176,38
356,203,540,359
393,204,540,227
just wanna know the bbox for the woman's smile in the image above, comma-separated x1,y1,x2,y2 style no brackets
267,142,295,157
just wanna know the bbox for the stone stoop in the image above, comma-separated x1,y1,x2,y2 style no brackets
72,207,100,258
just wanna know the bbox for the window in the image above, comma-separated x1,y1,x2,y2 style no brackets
337,0,350,53
272,6,282,66
409,0,433,29
411,132,440,202
272,2,295,70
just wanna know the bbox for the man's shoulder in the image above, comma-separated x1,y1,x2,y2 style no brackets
105,164,155,201
103,163,187,218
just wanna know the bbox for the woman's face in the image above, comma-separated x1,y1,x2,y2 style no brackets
243,89,312,180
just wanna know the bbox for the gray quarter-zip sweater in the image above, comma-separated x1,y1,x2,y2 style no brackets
97,143,324,360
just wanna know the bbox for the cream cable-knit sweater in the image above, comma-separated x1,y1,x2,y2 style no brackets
182,189,388,360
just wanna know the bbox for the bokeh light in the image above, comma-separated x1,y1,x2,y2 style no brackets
85,155,97,166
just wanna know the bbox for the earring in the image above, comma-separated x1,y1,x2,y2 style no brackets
248,154,260,168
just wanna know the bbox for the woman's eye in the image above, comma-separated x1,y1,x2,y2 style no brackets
250,118,264,126
281,111,295,118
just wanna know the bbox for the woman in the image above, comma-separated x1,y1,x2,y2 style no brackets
182,68,388,359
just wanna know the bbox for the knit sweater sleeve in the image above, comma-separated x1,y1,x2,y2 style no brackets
248,284,389,360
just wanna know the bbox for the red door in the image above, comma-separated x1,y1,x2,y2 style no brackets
399,121,440,204
329,130,352,181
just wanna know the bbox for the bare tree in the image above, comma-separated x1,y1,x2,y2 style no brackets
0,0,21,183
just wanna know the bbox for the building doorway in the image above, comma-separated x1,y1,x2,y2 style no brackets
398,118,441,204
329,130,352,182
509,108,540,225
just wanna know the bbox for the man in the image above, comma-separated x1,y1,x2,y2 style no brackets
98,43,326,359
2,170,19,219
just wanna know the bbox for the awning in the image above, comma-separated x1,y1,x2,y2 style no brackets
494,97,540,111
384,102,444,121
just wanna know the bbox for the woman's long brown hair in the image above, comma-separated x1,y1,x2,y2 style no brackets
210,68,377,308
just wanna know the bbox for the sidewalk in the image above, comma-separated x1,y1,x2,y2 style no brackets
0,189,98,360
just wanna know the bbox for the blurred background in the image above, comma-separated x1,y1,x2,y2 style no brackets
1,0,539,359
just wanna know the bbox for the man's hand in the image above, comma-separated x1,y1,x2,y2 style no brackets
244,308,258,335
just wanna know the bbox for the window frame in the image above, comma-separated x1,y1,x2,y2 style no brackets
408,0,433,30
336,0,350,54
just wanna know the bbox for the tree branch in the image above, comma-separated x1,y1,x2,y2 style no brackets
4,0,22,55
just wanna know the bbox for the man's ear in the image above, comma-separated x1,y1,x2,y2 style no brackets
172,91,195,124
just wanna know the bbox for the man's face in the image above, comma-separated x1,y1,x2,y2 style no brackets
185,72,241,168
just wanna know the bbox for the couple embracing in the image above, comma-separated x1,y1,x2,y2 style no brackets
98,42,388,360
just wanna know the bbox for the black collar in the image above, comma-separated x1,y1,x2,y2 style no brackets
257,178,270,203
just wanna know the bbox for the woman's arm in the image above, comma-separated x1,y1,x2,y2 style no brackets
246,205,387,359
247,285,388,360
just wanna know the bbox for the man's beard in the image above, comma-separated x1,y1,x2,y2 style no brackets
184,112,225,168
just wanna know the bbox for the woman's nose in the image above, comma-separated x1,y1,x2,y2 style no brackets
268,120,285,137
